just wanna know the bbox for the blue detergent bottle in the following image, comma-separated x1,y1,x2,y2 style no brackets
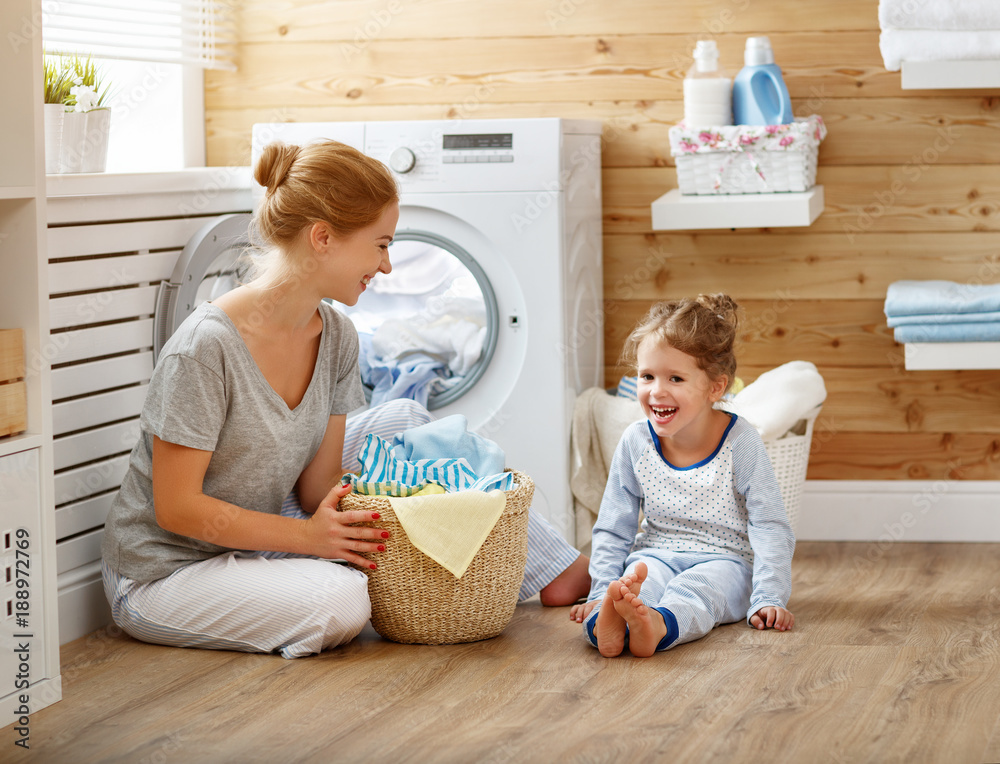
731,36,793,126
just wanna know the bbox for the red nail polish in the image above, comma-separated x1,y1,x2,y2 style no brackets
377,544,385,552
371,512,381,520
381,531,390,538
369,563,377,570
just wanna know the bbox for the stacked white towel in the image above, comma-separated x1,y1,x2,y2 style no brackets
878,0,1000,71
884,280,1000,343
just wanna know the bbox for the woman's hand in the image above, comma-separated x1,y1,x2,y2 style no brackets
750,606,794,631
302,483,390,569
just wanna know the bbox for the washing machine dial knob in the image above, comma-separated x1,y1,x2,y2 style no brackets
389,147,417,174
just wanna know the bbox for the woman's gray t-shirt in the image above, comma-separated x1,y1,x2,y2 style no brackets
101,301,367,584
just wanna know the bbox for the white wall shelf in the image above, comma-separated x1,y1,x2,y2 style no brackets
901,60,1000,90
651,186,824,230
904,342,1000,370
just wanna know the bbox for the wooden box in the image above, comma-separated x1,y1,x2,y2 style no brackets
0,329,27,438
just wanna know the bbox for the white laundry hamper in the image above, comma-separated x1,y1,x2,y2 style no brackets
761,404,822,535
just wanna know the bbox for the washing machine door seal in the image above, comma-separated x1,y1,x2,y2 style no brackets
153,213,253,361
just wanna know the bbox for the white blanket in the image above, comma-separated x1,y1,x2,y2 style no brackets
879,0,1000,31
879,29,1000,71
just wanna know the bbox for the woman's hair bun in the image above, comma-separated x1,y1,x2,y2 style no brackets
254,141,301,193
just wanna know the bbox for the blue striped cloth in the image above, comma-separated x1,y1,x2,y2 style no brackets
351,433,516,493
616,375,638,400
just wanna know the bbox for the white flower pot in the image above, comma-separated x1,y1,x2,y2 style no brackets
43,104,65,174
57,108,111,174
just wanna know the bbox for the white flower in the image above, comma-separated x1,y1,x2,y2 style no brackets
70,83,99,112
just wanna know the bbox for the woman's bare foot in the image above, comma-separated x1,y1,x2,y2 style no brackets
612,562,667,658
539,554,591,607
570,600,597,623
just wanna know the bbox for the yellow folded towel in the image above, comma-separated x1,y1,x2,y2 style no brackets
388,490,506,578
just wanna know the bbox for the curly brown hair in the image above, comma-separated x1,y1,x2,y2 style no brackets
620,294,741,392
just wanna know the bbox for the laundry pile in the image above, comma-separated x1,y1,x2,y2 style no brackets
343,415,515,578
884,280,1000,343
344,240,489,408
878,0,1000,71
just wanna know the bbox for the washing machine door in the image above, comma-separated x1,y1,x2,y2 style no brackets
337,231,499,411
153,213,254,360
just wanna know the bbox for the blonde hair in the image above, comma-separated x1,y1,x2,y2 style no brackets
621,294,741,392
248,139,399,287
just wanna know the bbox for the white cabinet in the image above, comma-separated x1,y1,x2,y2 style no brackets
0,0,63,720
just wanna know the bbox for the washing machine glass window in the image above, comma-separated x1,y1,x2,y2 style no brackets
335,231,499,411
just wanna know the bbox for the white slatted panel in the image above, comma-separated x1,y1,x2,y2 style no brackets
56,493,116,540
48,217,212,260
50,320,155,366
51,352,154,400
52,379,148,437
54,454,131,507
48,251,179,294
56,530,105,576
47,186,251,626
54,420,141,472
50,285,160,330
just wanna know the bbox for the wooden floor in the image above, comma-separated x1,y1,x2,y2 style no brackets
7,542,1000,764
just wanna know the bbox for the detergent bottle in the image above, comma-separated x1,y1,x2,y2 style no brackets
731,36,793,126
683,40,732,128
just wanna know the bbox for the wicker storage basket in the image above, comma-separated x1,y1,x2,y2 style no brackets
340,470,533,645
669,115,826,196
762,405,822,535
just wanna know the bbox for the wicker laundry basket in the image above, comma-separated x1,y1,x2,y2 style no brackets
339,470,533,645
762,405,822,535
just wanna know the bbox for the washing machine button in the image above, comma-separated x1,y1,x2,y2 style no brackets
389,146,417,173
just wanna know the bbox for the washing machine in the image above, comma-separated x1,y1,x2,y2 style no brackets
156,118,603,543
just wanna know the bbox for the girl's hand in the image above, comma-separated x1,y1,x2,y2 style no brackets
750,606,794,631
569,600,598,623
302,483,390,569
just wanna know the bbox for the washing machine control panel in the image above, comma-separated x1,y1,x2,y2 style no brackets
362,120,567,193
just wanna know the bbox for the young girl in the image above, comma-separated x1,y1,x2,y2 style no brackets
101,139,588,659
570,295,795,657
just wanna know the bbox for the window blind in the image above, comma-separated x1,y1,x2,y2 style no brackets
42,0,237,71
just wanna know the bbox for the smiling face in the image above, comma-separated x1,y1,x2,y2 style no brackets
321,201,399,306
636,336,729,447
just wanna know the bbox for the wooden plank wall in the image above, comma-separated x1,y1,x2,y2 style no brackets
204,0,1000,481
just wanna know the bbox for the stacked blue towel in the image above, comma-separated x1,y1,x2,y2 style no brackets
884,280,1000,343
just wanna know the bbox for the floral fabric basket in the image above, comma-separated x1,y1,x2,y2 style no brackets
669,115,827,195
340,470,533,645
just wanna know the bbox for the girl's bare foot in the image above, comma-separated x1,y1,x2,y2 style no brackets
540,554,591,607
611,562,668,657
593,589,627,657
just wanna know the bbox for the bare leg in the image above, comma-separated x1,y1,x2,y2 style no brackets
540,554,591,607
612,562,668,658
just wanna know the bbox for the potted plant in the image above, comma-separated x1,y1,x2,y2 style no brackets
42,54,73,173
43,53,114,174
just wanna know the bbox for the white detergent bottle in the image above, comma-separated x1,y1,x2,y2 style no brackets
683,40,732,128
